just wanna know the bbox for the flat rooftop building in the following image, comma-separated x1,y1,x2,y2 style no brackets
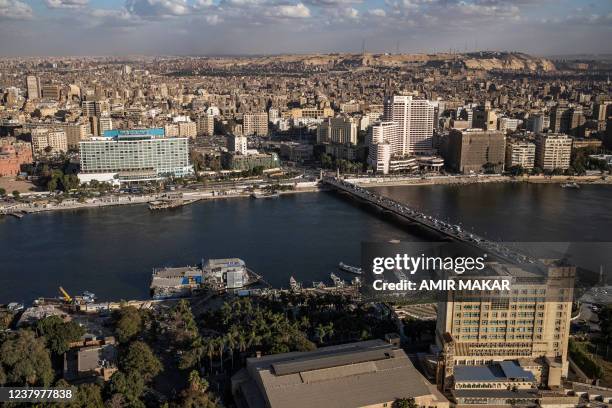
231,339,449,408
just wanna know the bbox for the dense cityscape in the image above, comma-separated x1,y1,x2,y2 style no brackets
1,6,612,406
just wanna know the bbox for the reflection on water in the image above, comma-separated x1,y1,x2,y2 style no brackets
1,184,611,303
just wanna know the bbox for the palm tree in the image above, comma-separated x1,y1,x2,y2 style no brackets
315,324,326,344
205,338,216,373
325,323,335,343
216,337,225,371
226,333,237,369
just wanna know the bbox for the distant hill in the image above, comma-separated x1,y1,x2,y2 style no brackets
204,51,556,72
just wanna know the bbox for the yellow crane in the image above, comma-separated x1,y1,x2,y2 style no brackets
59,286,73,303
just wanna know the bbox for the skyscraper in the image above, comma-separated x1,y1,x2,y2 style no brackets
383,95,435,155
26,75,41,100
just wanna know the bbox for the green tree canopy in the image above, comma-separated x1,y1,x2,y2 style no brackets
0,330,54,386
119,341,162,382
36,315,85,355
113,306,143,343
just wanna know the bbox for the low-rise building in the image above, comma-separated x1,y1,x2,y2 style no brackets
231,339,449,408
221,151,280,172
0,138,32,176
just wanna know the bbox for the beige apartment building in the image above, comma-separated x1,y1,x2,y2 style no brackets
535,133,572,170
435,261,575,392
317,116,358,145
243,112,269,136
196,114,214,136
505,140,535,170
31,128,68,157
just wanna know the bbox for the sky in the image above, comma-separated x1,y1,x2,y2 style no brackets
0,0,610,56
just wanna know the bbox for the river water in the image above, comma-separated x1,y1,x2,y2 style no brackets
1,183,611,303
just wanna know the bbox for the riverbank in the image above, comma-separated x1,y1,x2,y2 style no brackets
0,184,321,216
349,174,611,187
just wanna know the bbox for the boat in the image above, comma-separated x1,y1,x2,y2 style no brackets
561,182,580,189
149,199,185,210
338,262,362,275
250,191,280,199
289,276,301,290
330,272,345,287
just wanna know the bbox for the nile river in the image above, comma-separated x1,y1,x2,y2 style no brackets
1,183,611,303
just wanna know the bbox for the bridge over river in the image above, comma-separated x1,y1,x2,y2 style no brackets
321,176,536,266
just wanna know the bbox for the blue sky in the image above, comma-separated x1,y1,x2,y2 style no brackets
0,0,610,56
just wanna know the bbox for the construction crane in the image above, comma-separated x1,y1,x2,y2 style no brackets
59,286,73,303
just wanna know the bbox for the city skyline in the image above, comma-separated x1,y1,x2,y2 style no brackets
0,0,611,56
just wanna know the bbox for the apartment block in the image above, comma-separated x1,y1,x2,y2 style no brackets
505,140,535,170
535,133,572,170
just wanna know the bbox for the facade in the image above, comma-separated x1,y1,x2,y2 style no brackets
383,95,435,155
535,133,572,171
527,113,547,133
279,142,313,162
443,129,506,174
367,121,397,174
196,114,215,136
231,339,449,408
243,112,269,136
436,261,575,391
221,152,280,171
31,128,68,157
505,140,536,170
316,117,358,145
593,102,611,131
41,84,61,100
26,75,41,100
549,104,571,134
178,122,197,138
79,133,192,183
228,134,248,155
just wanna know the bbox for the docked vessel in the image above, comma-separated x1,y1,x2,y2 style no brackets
250,191,279,199
561,182,580,189
338,262,362,275
149,192,185,210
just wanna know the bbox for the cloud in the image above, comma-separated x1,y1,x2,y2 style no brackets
367,8,386,17
267,3,310,19
125,0,192,17
0,0,32,20
205,13,222,24
194,0,214,8
44,0,88,9
304,0,362,5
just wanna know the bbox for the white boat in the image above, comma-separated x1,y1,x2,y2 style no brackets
338,262,362,275
561,182,580,189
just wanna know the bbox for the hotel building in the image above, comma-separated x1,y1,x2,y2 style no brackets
79,129,192,184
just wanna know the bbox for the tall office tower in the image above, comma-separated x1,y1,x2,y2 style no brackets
436,262,575,390
367,121,397,174
83,100,108,117
383,95,435,155
317,117,358,145
89,117,100,137
549,104,571,133
442,129,506,174
505,140,536,170
569,107,586,137
196,114,214,136
593,101,611,131
98,116,113,135
535,133,572,170
228,134,247,155
527,113,546,133
26,75,41,100
243,112,269,136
